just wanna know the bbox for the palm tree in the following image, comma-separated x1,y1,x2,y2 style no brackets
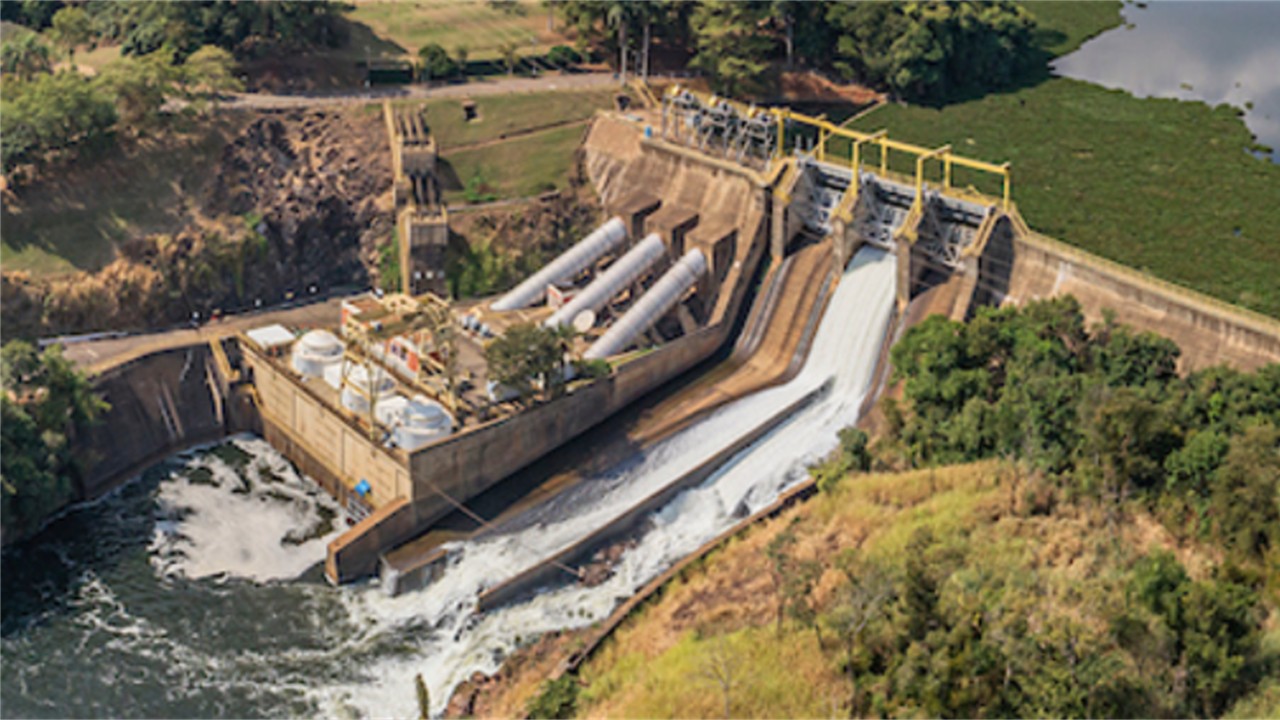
605,1,632,83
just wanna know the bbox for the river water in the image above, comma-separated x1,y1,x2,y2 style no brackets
1,248,896,718
1052,0,1280,162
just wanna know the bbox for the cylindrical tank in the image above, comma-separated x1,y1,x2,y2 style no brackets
291,329,343,378
544,233,666,329
340,364,395,415
490,217,627,311
584,248,708,360
394,395,456,451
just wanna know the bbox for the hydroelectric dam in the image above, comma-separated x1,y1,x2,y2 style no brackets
10,86,1280,717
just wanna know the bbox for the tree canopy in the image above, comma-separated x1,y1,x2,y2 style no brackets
880,296,1280,572
1,341,108,541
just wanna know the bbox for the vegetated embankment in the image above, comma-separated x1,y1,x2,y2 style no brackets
2,108,394,340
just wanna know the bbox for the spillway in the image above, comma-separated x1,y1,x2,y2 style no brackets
318,246,898,717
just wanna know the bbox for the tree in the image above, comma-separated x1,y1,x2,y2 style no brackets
1075,385,1177,508
417,43,456,81
1,341,108,539
689,1,772,97
484,323,565,401
1210,423,1280,560
828,553,894,712
98,52,178,127
1179,579,1263,717
452,44,469,76
698,630,742,720
1,32,53,79
546,44,579,70
180,45,241,109
48,6,92,64
497,40,521,76
0,70,117,171
827,1,1037,103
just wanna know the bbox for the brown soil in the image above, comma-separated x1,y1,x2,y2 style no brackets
2,108,394,339
776,71,885,107
445,630,590,719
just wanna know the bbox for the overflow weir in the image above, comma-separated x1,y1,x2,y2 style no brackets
60,85,1280,591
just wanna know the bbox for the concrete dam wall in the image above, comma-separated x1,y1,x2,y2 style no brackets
973,219,1280,372
76,343,243,501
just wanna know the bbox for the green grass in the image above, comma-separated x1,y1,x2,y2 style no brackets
439,123,586,203
408,88,619,149
847,79,1280,317
346,0,563,62
1,120,239,277
1020,0,1124,57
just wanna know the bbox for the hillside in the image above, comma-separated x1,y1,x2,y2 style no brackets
529,459,1277,719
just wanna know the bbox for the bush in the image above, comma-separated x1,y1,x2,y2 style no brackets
417,42,456,80
527,675,578,719
547,44,579,69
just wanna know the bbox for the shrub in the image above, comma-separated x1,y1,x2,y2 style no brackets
547,44,579,69
527,675,578,719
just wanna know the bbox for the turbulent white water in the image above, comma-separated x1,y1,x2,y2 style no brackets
302,246,900,717
150,436,345,583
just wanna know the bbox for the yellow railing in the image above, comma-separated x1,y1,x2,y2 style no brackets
663,86,1012,211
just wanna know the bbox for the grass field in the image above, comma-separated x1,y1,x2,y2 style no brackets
1,120,241,276
410,88,619,149
408,87,623,203
440,123,587,202
1021,0,1125,57
347,0,564,62
847,80,1280,317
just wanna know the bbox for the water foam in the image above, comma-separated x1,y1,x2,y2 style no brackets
149,435,344,582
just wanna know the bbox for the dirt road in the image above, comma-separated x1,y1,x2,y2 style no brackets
217,72,623,111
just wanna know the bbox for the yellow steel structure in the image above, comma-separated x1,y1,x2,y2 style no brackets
770,107,1011,211
661,86,1012,211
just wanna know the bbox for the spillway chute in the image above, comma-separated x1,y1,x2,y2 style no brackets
584,248,708,360
544,232,667,329
490,217,628,311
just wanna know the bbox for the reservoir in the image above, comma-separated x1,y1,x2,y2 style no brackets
1052,1,1280,162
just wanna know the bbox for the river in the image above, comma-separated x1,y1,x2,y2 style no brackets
1052,0,1280,162
1,248,896,718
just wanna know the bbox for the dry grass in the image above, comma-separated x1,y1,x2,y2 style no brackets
575,460,1224,717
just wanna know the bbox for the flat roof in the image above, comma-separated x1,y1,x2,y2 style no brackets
245,324,296,349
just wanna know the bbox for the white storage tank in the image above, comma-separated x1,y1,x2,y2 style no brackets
291,329,344,378
394,395,456,451
340,364,395,415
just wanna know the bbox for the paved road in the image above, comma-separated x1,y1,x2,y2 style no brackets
218,72,624,111
63,293,362,375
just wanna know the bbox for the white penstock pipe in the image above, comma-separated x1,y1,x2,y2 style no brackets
544,233,667,329
584,248,708,360
490,217,628,311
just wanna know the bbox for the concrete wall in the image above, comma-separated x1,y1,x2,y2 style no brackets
984,227,1280,372
246,345,412,509
76,343,234,500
